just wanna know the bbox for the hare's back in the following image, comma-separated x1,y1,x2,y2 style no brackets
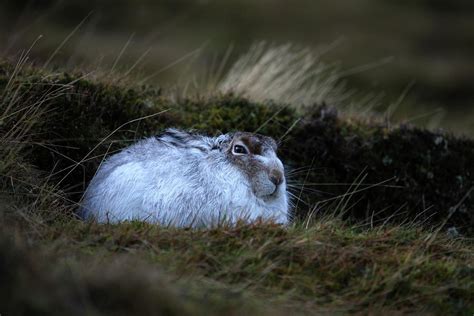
94,136,208,190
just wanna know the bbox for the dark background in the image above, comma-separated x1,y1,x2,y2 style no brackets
1,0,473,134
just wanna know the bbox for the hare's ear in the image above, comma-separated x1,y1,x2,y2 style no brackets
213,133,233,149
269,137,278,151
262,135,278,152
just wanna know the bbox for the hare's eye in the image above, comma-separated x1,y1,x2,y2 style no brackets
233,144,248,155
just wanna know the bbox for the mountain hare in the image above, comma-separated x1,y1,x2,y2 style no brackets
80,128,289,227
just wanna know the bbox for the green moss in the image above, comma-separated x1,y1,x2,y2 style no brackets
285,109,474,235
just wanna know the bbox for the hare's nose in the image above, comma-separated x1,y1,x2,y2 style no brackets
269,169,283,186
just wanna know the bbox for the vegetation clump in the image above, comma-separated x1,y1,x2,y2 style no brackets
1,60,472,233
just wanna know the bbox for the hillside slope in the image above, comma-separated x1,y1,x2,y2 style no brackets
0,59,473,315
1,59,473,233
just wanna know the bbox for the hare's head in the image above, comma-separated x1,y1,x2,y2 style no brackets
223,132,286,201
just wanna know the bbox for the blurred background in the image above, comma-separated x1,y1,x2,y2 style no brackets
1,0,473,135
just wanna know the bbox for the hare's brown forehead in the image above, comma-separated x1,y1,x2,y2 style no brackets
235,134,274,155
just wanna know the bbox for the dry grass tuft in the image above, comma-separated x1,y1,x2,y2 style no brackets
218,42,383,117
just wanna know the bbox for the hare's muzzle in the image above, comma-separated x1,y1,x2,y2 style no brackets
269,169,283,186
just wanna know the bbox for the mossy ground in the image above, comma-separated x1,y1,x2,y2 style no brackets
2,216,473,315
0,59,473,315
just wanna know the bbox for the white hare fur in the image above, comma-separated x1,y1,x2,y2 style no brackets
80,128,289,227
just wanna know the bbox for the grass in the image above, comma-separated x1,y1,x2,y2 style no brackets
2,213,473,315
0,48,473,314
